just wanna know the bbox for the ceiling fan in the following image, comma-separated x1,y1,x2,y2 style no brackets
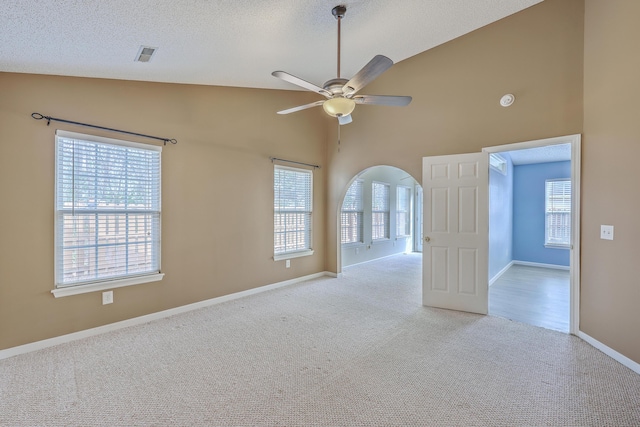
272,5,412,125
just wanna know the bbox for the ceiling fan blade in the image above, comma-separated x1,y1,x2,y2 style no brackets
338,114,353,125
272,71,332,98
277,100,325,115
353,95,412,107
342,55,393,97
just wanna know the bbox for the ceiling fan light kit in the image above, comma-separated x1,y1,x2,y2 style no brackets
272,5,412,125
323,97,356,117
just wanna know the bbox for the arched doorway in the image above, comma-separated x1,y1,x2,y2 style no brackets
337,165,422,270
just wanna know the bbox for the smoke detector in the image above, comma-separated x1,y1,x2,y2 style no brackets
500,93,515,107
135,46,157,63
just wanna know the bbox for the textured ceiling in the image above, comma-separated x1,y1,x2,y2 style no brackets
506,143,572,165
1,0,541,90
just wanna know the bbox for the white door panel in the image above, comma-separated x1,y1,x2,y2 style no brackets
422,153,489,314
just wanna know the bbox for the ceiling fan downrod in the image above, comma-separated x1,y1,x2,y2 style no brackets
332,5,346,79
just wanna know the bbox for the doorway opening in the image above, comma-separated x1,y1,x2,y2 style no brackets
484,135,581,334
338,165,422,270
420,135,580,335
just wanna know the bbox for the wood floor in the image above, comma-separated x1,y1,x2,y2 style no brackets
489,264,570,333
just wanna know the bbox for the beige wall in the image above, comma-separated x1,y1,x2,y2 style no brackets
582,0,640,363
0,74,327,349
326,0,584,273
2,0,639,367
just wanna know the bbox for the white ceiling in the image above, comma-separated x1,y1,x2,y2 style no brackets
1,0,541,91
506,143,572,165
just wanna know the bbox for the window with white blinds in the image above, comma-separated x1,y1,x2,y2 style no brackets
55,131,162,288
274,165,313,258
372,182,390,240
545,179,571,248
341,180,363,244
396,186,411,237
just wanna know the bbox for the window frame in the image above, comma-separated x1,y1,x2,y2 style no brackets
544,178,571,249
341,179,364,245
396,185,412,237
53,130,163,298
371,181,390,241
273,165,314,261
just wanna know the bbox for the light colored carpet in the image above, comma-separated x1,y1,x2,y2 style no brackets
1,253,639,426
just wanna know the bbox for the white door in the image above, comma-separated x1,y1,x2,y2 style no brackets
422,152,489,314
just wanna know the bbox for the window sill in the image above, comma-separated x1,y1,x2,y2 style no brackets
544,244,570,250
274,250,314,261
51,273,164,298
371,238,390,244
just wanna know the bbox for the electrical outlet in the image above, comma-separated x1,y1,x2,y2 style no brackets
600,225,614,240
285,259,290,268
102,290,113,305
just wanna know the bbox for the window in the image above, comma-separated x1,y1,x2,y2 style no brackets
274,165,313,259
341,180,364,244
372,182,390,240
545,179,571,248
55,131,162,294
396,186,412,237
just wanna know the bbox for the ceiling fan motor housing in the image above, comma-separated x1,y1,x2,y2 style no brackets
323,78,349,96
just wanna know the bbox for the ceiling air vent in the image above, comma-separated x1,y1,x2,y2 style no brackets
135,46,157,63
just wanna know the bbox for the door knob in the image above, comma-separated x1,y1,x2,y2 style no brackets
424,236,431,242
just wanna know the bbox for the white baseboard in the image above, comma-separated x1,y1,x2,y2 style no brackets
578,331,640,375
489,261,514,286
513,260,570,270
0,271,336,361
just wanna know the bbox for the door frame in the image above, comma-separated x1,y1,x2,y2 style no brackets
414,186,423,253
482,134,581,335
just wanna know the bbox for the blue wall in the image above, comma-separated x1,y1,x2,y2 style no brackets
489,155,513,279
512,161,571,266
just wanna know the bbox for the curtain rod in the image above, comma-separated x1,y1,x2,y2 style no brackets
270,157,320,169
31,112,177,145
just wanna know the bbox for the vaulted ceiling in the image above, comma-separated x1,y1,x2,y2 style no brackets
1,1,542,91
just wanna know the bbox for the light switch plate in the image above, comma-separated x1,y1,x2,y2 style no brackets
600,225,614,240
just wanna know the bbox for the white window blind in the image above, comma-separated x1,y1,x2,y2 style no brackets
274,166,313,256
55,131,161,288
372,182,390,240
396,186,411,237
341,180,364,244
545,179,571,248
